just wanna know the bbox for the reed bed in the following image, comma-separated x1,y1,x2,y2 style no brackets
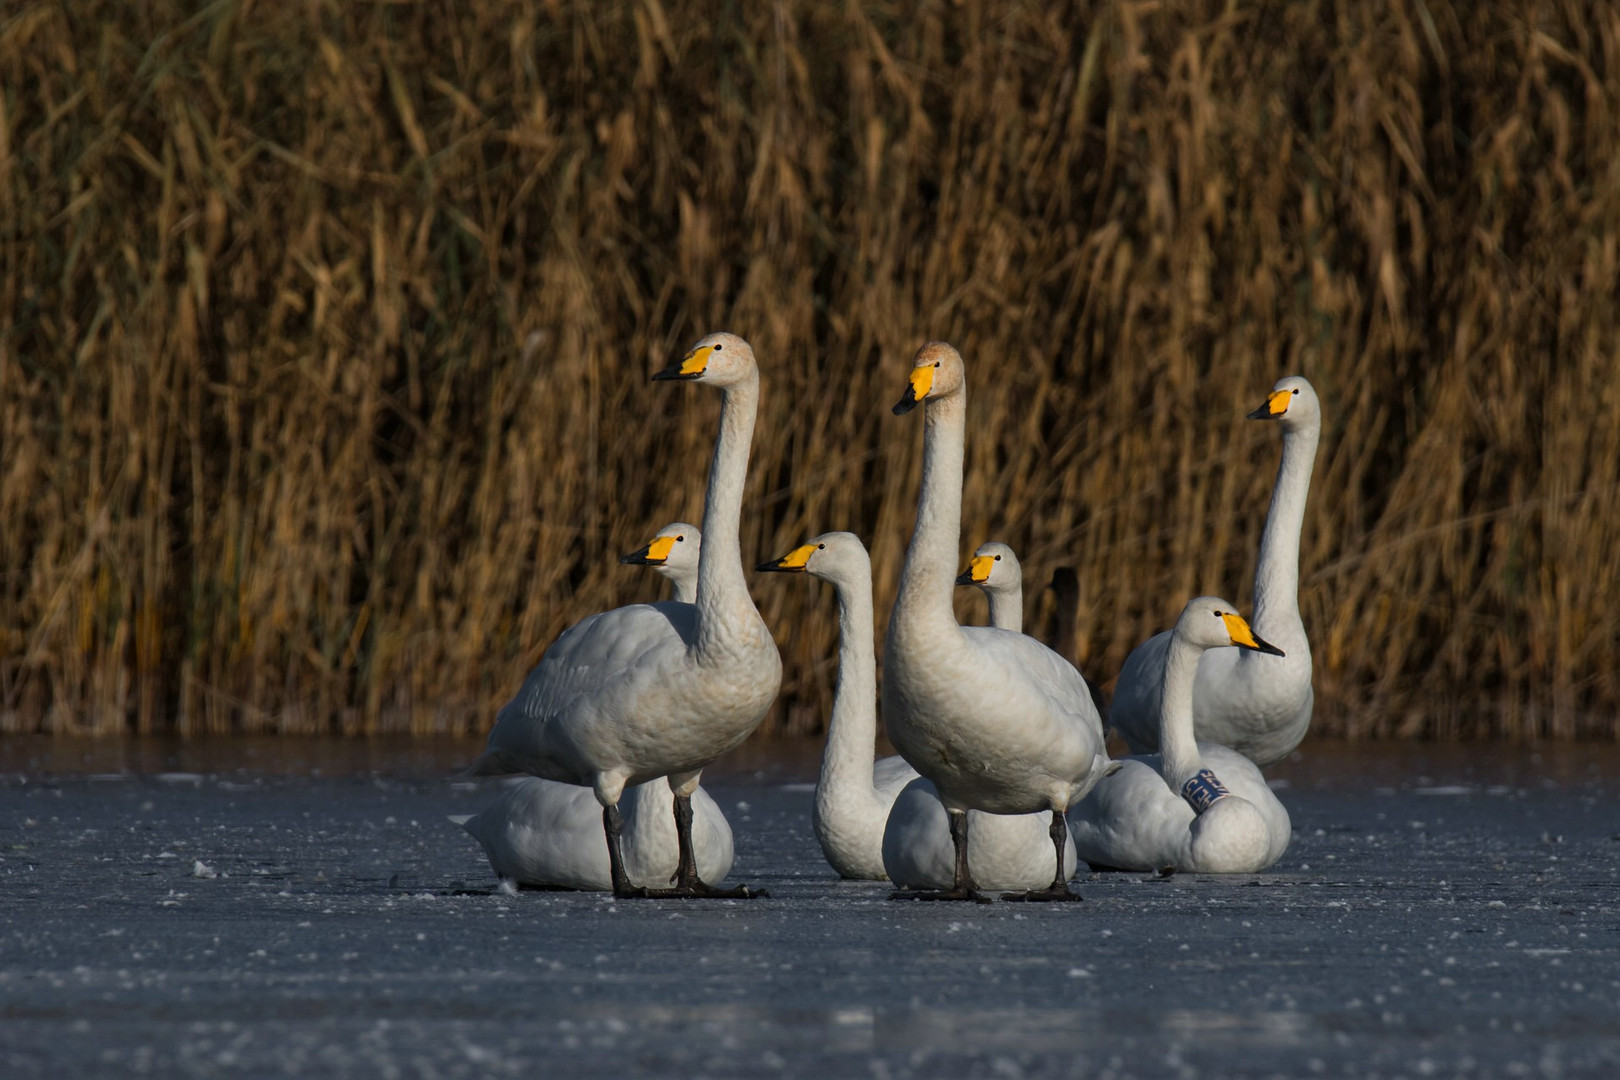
2,0,1617,740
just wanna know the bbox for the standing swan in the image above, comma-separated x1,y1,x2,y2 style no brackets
1068,597,1292,873
755,532,1071,887
956,541,1023,632
1110,376,1321,766
455,525,734,891
473,333,781,899
884,342,1110,901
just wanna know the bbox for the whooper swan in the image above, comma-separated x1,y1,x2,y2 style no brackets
473,333,781,899
1068,597,1292,873
455,525,733,890
956,541,1023,632
881,538,1079,891
1110,376,1321,766
883,342,1110,902
755,533,1073,888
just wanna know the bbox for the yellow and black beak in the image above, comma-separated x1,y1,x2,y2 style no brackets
620,535,678,566
1221,612,1286,657
892,364,934,416
756,544,816,573
1247,388,1291,421
955,554,994,587
654,343,715,382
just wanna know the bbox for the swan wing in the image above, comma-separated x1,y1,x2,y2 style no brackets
484,601,698,780
1109,629,1172,754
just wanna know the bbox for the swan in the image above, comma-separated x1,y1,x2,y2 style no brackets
883,341,1111,901
756,532,917,880
472,333,781,899
454,525,733,891
619,521,702,604
755,532,1073,888
1110,376,1320,766
455,776,734,891
1068,596,1292,873
956,541,1023,632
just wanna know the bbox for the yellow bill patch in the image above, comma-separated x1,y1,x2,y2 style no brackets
678,344,715,377
1221,612,1263,649
1262,389,1291,417
644,535,677,564
968,554,995,584
775,543,817,570
908,364,935,403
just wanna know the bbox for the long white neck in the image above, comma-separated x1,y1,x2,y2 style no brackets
667,572,697,606
816,561,880,816
893,392,966,635
695,373,759,655
1157,634,1207,792
986,585,1022,634
1252,418,1318,638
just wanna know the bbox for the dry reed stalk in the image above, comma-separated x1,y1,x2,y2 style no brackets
1,1,1617,741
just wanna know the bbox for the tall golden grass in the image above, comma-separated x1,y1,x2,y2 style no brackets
2,0,1617,741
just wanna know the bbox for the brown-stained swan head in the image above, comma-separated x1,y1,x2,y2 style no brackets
892,341,966,415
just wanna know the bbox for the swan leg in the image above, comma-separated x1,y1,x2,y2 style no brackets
623,792,766,900
890,808,989,903
603,802,643,899
1001,811,1082,902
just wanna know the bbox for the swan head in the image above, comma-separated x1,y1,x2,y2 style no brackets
1246,374,1319,431
755,531,869,584
955,541,1020,591
892,341,965,415
619,522,701,577
1176,596,1286,656
653,331,757,388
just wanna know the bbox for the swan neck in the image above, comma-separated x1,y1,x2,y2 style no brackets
817,567,880,811
895,392,966,629
1157,635,1206,791
1253,419,1318,633
986,588,1022,634
670,574,697,606
695,373,758,650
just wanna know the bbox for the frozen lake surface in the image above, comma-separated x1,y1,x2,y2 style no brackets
1,740,1617,1078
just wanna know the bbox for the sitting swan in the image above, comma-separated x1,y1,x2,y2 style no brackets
1068,596,1292,873
472,333,781,899
884,342,1111,901
956,541,1023,631
1110,376,1321,766
755,533,1072,889
455,525,733,891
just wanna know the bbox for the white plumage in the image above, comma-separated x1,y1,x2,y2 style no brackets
1069,596,1292,873
1111,376,1321,766
882,342,1109,900
473,333,780,898
455,524,734,891
757,532,1072,888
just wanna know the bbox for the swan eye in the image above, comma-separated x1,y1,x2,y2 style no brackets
933,361,941,368
817,543,825,549
713,343,723,351
994,555,1001,561
676,536,685,542
1291,388,1299,395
